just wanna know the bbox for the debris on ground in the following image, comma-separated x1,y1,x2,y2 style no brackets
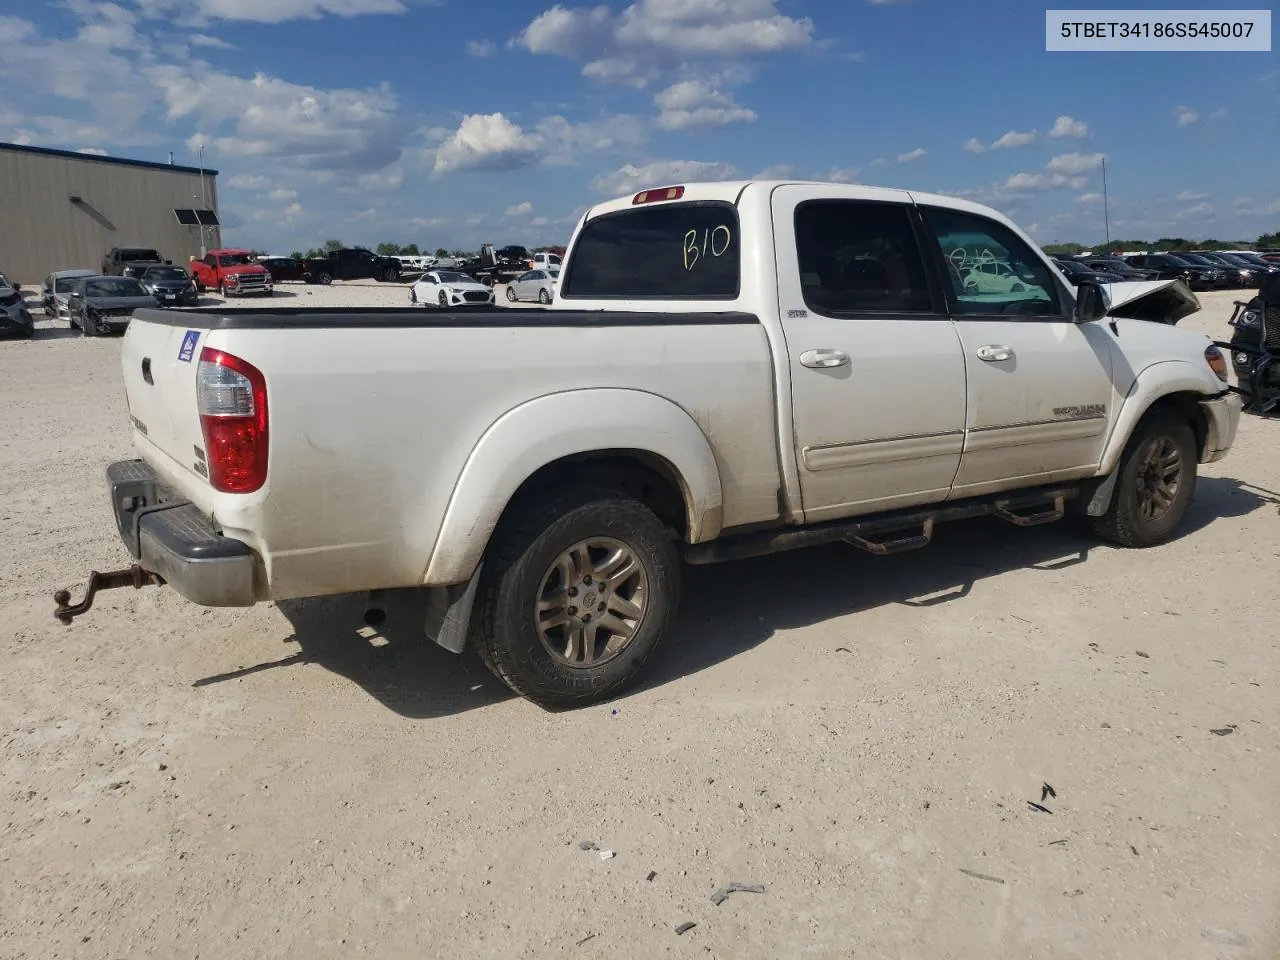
711,882,765,905
1040,783,1056,802
1202,928,1248,947
1210,726,1236,736
1063,889,1084,898
646,871,656,882
834,647,851,654
1026,801,1054,815
1130,845,1139,856
598,850,615,861
674,922,697,936
959,868,1005,884
1047,839,1069,846
575,932,596,946
578,840,597,851
1135,650,1150,658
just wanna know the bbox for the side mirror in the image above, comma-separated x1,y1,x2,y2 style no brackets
1074,281,1110,324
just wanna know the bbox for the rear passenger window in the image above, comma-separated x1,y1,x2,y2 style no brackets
561,202,739,299
793,201,934,314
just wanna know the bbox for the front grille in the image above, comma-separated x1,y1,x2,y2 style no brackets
231,275,267,289
463,291,490,303
1264,306,1280,350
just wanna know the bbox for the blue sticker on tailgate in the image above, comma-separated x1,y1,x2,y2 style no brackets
178,329,200,362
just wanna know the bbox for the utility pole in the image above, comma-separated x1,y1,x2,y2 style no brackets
197,143,209,257
1101,156,1111,249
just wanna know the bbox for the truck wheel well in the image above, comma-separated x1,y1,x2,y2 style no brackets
1147,391,1208,458
502,451,690,541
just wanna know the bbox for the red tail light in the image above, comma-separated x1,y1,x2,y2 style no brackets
632,185,684,204
196,347,268,493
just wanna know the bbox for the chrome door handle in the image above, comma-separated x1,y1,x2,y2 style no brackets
800,349,850,369
976,344,1014,362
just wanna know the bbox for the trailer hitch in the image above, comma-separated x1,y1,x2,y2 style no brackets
53,565,164,625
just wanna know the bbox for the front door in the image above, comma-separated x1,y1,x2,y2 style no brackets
773,187,968,523
915,204,1120,497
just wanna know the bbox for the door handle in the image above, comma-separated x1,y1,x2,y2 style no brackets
800,349,850,369
976,344,1014,362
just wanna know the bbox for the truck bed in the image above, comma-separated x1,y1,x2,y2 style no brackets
129,306,761,329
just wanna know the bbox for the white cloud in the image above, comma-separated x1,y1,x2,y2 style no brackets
466,38,495,57
991,129,1038,149
1208,107,1228,121
653,79,756,130
896,147,926,163
227,173,272,189
1047,151,1105,176
961,137,985,154
1174,105,1199,126
506,200,534,216
512,0,816,89
1048,115,1088,138
1074,192,1103,205
188,33,236,48
0,16,37,43
754,163,795,178
1001,170,1089,192
1232,196,1252,210
529,216,549,227
431,113,543,175
409,216,448,229
865,0,910,4
591,159,738,195
131,0,412,25
269,187,298,200
1172,202,1214,221
77,147,109,155
1175,190,1208,202
823,166,861,183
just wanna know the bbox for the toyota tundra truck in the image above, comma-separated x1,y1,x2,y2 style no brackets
55,180,1243,708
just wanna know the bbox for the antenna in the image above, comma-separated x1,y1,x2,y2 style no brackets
1101,157,1111,248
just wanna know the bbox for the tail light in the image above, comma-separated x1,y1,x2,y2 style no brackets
196,347,268,492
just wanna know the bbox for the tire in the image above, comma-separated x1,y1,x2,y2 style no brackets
219,282,229,298
474,487,681,709
317,271,332,286
538,288,552,305
1088,410,1198,548
438,291,449,308
505,285,517,302
382,267,399,283
79,313,93,337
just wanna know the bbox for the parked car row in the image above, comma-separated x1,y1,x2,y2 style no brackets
0,270,34,339
1053,250,1279,291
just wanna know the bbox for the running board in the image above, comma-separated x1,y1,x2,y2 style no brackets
994,494,1065,527
684,485,1080,565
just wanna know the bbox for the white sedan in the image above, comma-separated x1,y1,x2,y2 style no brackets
410,270,495,308
506,268,559,304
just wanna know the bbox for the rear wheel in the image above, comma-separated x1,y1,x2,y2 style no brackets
438,290,449,308
474,487,680,709
381,266,398,283
317,271,332,286
1089,411,1197,548
538,288,552,305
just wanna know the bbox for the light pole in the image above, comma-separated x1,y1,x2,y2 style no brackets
197,143,209,257
1101,156,1111,249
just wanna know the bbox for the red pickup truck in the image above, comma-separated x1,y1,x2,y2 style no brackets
189,249,274,298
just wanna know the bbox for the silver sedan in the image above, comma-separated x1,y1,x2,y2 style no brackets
505,268,559,304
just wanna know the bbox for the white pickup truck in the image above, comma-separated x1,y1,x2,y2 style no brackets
56,180,1243,707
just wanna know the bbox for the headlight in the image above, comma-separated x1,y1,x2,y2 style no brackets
1238,309,1260,329
1205,345,1229,382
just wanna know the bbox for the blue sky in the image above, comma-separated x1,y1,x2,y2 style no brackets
1,0,1275,252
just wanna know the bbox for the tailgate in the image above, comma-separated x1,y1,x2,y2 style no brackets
120,317,210,490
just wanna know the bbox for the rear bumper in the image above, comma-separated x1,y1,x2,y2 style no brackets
1199,392,1243,464
108,459,259,606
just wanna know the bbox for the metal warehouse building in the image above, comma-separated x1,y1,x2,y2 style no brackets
0,142,221,284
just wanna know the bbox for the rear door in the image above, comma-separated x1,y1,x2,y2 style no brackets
772,186,968,522
914,204,1119,498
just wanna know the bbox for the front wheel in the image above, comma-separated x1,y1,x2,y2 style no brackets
474,488,680,709
381,267,398,283
438,291,449,308
1089,411,1197,548
316,271,332,286
506,285,517,302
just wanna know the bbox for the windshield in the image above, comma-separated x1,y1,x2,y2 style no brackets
84,277,146,297
121,249,162,262
55,275,92,292
1177,254,1213,266
218,253,255,266
143,266,189,282
436,271,471,284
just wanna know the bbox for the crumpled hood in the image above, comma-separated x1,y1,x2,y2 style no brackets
84,295,159,311
1101,278,1200,325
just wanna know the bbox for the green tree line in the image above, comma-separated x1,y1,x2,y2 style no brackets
1043,230,1279,256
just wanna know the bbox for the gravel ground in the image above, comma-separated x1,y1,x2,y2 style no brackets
1,285,1277,960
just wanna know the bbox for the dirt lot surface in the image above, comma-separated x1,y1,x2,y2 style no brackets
2,285,1277,959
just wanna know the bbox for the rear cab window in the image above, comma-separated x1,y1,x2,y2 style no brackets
561,202,740,300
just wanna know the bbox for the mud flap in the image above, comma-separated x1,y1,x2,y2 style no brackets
423,563,482,654
1084,470,1119,517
